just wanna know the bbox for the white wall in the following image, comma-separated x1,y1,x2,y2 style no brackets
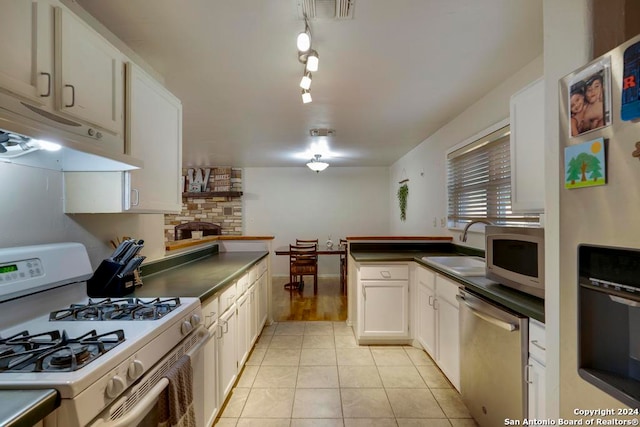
0,162,168,266
243,167,390,276
389,55,544,249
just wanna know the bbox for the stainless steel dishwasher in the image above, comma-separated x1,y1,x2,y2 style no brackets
457,289,529,426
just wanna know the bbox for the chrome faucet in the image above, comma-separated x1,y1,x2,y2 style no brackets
460,219,494,242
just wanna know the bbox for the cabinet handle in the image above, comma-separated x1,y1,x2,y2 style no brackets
216,324,223,339
131,189,140,206
363,287,366,299
40,72,51,97
224,320,229,333
433,298,439,310
64,84,75,107
525,364,533,384
531,340,546,351
428,295,434,307
205,311,217,328
380,271,392,279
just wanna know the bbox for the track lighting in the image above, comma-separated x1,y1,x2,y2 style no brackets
302,89,312,104
300,71,312,90
306,154,329,172
305,50,319,72
296,15,320,102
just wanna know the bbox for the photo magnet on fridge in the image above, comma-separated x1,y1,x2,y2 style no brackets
564,137,607,189
568,57,612,137
621,41,640,121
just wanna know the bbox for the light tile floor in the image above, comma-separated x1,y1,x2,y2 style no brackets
214,321,477,426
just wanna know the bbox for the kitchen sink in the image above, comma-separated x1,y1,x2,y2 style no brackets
421,256,486,277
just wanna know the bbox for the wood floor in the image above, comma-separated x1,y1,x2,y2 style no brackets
271,276,347,321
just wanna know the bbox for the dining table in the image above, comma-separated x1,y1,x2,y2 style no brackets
274,244,347,292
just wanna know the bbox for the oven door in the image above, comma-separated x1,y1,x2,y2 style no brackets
87,326,209,427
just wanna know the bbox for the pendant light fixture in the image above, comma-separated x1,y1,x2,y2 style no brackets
299,71,312,90
306,154,329,172
301,89,312,104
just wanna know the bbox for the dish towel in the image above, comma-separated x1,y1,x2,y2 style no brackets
157,355,196,427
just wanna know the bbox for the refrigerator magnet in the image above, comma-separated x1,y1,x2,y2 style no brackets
564,138,607,189
568,57,612,137
621,41,640,121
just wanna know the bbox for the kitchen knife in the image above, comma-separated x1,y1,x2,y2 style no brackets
118,256,146,278
117,243,142,265
109,239,134,262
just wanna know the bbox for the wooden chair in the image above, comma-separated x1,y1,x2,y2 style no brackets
296,238,318,247
339,239,348,293
174,221,222,240
288,244,319,293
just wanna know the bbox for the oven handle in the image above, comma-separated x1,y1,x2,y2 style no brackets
88,378,169,427
88,327,209,427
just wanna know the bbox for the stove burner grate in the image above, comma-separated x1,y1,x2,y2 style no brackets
49,297,181,321
0,329,125,372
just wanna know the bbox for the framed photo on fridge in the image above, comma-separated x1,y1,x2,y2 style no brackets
567,57,612,138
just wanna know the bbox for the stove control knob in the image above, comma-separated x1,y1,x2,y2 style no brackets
181,320,193,335
190,314,201,328
106,375,126,399
128,360,144,380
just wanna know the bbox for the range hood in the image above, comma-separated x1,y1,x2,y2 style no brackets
0,91,142,172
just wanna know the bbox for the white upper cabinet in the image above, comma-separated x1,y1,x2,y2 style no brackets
55,6,124,136
0,0,54,105
510,77,545,213
126,63,182,213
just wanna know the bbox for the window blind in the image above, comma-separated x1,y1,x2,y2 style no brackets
447,125,539,227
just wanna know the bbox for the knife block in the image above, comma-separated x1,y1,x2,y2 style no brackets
87,260,136,297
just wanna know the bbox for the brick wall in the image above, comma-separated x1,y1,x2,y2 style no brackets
164,167,243,241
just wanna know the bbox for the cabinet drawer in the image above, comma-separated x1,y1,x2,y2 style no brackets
219,282,237,312
249,266,258,284
435,275,462,307
258,259,268,276
360,265,408,280
529,318,546,364
237,273,249,295
202,296,218,328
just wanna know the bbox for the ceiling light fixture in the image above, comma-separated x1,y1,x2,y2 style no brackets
299,71,312,90
296,14,320,103
306,154,329,172
301,89,312,104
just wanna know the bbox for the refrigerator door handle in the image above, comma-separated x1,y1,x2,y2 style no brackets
609,295,640,307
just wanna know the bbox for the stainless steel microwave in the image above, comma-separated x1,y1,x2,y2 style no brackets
485,225,544,298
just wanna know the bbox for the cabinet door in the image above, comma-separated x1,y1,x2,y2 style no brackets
257,273,268,330
217,306,237,401
416,268,436,357
56,6,123,135
126,63,182,212
510,77,545,213
436,296,460,390
0,0,53,104
203,323,218,427
527,357,546,419
248,283,258,346
360,280,409,337
237,293,249,367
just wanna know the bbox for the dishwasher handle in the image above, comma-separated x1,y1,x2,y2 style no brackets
456,294,519,332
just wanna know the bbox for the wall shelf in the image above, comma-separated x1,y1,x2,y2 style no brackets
182,191,243,198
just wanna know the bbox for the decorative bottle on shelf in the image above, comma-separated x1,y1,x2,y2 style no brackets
326,235,334,249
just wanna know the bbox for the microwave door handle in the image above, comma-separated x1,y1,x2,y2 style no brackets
609,295,640,307
457,295,518,332
88,378,169,427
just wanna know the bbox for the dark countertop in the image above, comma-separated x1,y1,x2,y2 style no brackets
134,250,269,302
350,249,545,323
0,390,59,427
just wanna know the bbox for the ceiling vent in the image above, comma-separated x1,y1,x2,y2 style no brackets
309,128,336,137
297,0,355,20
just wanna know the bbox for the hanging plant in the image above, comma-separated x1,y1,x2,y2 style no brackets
397,183,409,222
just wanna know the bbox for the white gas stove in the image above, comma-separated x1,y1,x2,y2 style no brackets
0,243,205,427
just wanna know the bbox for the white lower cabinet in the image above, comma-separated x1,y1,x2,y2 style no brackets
248,282,258,347
357,264,410,342
203,318,218,426
236,292,250,367
415,266,461,391
527,319,546,418
257,271,268,329
217,305,237,402
435,276,460,391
